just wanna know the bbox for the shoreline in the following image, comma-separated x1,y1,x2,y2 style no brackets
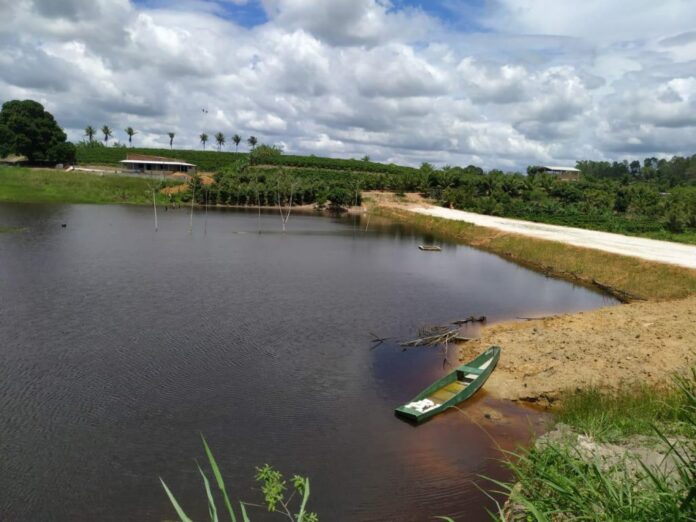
457,297,696,405
366,195,696,404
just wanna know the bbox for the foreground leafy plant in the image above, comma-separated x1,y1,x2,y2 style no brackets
160,436,317,522
491,369,696,521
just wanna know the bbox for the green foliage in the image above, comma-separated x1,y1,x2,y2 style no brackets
0,99,75,163
494,371,696,521
440,164,696,243
256,153,419,176
161,437,317,522
72,143,696,240
204,163,364,209
255,465,317,522
249,144,283,165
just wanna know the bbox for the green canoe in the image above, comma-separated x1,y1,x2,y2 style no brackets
395,346,501,423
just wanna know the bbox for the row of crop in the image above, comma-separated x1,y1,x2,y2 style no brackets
75,146,247,171
255,154,419,175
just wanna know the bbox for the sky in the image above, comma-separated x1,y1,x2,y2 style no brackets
1,0,696,169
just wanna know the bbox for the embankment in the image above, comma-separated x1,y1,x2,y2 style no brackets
460,298,696,405
371,201,696,403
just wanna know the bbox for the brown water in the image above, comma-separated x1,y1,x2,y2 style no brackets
0,203,616,521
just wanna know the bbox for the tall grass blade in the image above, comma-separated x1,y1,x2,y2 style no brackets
201,435,238,522
239,502,251,522
160,478,194,522
198,462,219,522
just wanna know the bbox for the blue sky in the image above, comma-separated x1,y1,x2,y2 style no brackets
2,0,696,168
131,0,488,31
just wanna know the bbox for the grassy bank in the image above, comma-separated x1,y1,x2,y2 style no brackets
376,207,696,301
498,373,695,521
0,167,179,205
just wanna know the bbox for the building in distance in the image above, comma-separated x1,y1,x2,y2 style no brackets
120,154,196,175
540,165,581,181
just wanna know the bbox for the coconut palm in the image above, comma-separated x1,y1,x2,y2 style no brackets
232,134,241,152
125,127,136,147
101,125,113,144
84,126,96,142
200,133,209,150
214,132,225,152
167,132,175,149
247,136,257,149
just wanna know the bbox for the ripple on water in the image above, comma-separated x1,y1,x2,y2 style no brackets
0,204,608,521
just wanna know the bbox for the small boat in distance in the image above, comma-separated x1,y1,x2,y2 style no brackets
418,245,442,251
395,346,501,423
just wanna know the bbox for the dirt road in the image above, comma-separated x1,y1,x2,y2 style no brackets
409,206,696,269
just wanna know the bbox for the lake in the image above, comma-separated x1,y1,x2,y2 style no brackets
0,203,616,521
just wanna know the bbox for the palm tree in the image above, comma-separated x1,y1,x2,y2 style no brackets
168,132,176,149
232,134,241,152
200,133,209,150
84,126,96,142
101,125,112,144
247,136,257,149
214,132,225,152
125,127,136,147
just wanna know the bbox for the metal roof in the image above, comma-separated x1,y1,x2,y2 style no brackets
543,166,580,172
120,159,195,167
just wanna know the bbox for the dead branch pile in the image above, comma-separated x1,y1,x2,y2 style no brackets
400,325,472,347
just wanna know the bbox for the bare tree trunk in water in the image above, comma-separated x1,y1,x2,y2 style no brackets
152,189,158,231
189,182,195,234
277,181,295,232
204,187,208,235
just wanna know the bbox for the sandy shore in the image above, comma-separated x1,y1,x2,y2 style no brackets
459,297,696,405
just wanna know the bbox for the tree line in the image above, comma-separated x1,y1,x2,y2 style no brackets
83,124,260,153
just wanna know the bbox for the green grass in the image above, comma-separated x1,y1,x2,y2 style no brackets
493,370,696,521
556,385,692,443
0,167,180,205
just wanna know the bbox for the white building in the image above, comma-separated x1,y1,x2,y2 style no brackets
120,154,196,175
540,166,581,180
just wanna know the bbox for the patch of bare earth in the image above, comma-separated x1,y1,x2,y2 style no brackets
459,297,696,406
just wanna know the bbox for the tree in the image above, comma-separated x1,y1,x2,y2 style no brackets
247,135,258,149
125,127,136,147
232,133,241,152
101,125,113,144
167,132,175,149
215,132,225,151
84,125,96,142
200,133,209,150
0,99,76,163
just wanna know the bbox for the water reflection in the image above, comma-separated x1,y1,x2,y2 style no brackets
0,203,614,521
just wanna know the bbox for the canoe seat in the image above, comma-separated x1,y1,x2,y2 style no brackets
457,365,483,381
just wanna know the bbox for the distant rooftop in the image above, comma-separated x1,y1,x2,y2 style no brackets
120,154,195,167
543,166,580,172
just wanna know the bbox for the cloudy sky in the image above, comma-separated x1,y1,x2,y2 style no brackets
1,0,695,169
